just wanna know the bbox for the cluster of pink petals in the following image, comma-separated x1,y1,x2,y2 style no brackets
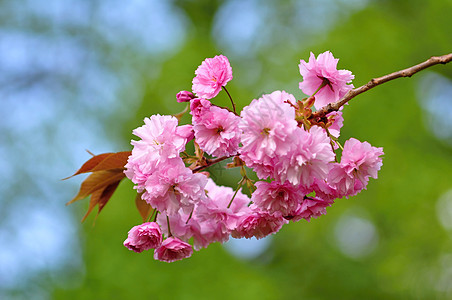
124,115,188,192
232,205,287,240
153,237,193,263
239,91,298,179
155,179,252,251
274,126,335,188
176,90,195,103
143,158,207,215
124,222,163,253
252,181,302,216
299,51,354,109
192,55,233,99
122,52,384,263
193,105,241,157
125,115,208,216
288,197,334,222
328,138,384,197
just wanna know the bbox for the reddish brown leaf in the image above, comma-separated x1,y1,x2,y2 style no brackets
90,151,131,173
81,187,102,222
81,180,121,222
97,181,121,214
135,192,153,222
66,169,125,205
63,153,114,179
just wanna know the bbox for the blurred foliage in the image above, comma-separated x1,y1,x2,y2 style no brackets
3,0,451,299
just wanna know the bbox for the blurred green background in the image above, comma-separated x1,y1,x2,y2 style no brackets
1,0,452,299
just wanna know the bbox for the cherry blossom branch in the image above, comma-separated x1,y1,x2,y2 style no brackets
222,86,237,114
310,53,452,119
192,155,235,173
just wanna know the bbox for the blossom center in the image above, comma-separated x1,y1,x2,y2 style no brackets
317,76,334,92
261,127,271,135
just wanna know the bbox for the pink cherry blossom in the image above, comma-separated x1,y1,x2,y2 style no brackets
252,180,303,216
232,205,287,240
123,222,162,253
193,106,241,157
326,111,344,139
196,179,251,232
124,155,158,193
192,55,233,99
157,210,194,242
190,98,212,122
176,90,195,103
299,51,354,109
240,91,298,179
185,179,252,250
189,218,229,250
328,138,384,197
143,158,208,215
131,115,186,162
124,114,189,192
287,197,334,222
274,126,335,187
154,237,193,263
176,124,194,142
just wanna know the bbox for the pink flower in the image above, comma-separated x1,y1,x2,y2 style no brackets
240,91,298,179
189,218,229,250
176,124,194,142
190,98,212,121
176,90,195,103
157,211,194,242
328,138,384,197
131,115,186,162
143,158,208,215
299,51,354,109
326,111,343,139
154,237,193,263
124,114,189,192
193,106,241,157
123,222,162,253
274,126,335,187
196,179,251,232
232,205,287,240
192,55,233,99
124,155,158,193
252,181,302,216
287,197,334,222
179,179,251,250
311,178,340,202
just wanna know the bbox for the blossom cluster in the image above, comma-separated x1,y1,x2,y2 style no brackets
123,52,384,262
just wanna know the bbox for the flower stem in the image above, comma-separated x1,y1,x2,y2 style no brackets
227,177,244,208
166,215,172,237
222,86,236,114
311,79,329,97
173,103,189,121
147,208,156,223
185,209,193,224
192,155,234,173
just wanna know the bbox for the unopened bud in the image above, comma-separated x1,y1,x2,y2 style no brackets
176,91,195,103
304,96,315,108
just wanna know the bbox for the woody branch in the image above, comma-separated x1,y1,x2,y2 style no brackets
310,53,452,120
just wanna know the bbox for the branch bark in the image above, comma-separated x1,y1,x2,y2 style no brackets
310,53,452,120
192,155,234,173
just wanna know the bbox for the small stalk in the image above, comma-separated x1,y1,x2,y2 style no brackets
222,86,236,114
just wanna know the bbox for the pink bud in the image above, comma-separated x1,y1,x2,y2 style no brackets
176,91,195,103
176,124,194,142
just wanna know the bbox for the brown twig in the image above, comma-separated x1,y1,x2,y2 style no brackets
310,53,452,119
192,155,234,173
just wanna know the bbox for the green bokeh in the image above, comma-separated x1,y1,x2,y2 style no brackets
51,1,452,299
